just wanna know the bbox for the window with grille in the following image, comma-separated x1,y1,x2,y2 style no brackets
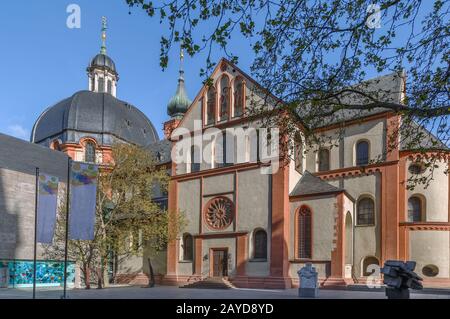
297,206,312,259
408,196,422,222
356,141,369,166
357,197,375,226
234,77,244,117
220,76,230,121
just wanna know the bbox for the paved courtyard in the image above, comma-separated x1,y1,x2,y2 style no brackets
1,285,449,299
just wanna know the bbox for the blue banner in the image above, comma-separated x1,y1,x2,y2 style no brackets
37,174,59,244
69,162,99,240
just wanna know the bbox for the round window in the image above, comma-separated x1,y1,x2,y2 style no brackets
204,196,234,230
408,163,426,175
422,264,439,277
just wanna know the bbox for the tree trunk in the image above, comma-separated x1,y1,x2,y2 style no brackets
147,258,155,288
83,265,91,289
96,267,104,289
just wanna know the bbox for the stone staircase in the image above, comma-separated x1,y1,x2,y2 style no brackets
180,277,236,289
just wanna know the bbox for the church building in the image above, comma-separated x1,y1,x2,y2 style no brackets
10,19,449,289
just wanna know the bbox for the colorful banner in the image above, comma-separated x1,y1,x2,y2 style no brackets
37,174,59,244
69,162,99,240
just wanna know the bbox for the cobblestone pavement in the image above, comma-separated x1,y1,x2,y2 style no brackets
1,285,450,299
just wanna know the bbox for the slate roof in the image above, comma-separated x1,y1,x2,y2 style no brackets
290,171,342,197
400,121,448,151
88,54,117,74
31,90,159,147
298,72,404,128
146,139,172,164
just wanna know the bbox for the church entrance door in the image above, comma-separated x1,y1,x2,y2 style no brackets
210,248,228,278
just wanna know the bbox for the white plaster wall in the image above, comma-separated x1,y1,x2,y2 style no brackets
304,118,386,173
203,173,234,195
237,169,271,276
406,160,449,222
289,195,337,279
409,231,450,278
178,179,201,236
328,173,381,277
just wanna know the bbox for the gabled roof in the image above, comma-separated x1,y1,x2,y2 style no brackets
400,121,448,151
290,171,342,197
297,71,405,129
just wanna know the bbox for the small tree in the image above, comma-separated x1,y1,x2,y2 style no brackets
45,143,182,289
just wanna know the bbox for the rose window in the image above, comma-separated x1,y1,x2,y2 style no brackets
204,197,234,230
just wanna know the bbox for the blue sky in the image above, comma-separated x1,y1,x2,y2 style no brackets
0,0,255,140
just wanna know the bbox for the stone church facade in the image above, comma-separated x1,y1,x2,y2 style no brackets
163,59,450,288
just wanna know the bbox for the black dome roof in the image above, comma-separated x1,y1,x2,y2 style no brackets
89,54,117,73
31,91,159,146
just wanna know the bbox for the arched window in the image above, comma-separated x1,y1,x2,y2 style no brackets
362,256,379,276
297,206,312,259
207,86,216,125
234,77,245,117
357,197,375,226
220,76,230,121
318,148,330,172
356,140,369,166
85,141,96,163
107,80,112,94
182,233,193,261
190,145,200,173
408,196,423,222
253,229,267,259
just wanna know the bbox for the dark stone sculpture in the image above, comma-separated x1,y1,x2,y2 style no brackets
380,260,423,299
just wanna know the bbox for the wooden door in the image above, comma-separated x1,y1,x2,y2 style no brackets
212,249,228,277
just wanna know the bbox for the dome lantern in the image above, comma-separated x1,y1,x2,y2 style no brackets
87,17,119,97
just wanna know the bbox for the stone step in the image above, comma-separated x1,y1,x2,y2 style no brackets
180,278,236,289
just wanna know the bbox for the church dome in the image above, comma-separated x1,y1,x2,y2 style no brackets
31,91,159,147
89,53,117,74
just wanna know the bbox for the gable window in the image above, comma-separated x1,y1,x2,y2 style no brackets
356,140,369,166
84,141,96,163
408,196,423,222
234,77,245,117
207,86,217,125
296,206,312,259
253,229,267,259
357,197,375,226
318,148,330,172
182,233,193,261
219,76,230,121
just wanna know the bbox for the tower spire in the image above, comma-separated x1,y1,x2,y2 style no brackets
100,16,107,55
166,43,191,118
